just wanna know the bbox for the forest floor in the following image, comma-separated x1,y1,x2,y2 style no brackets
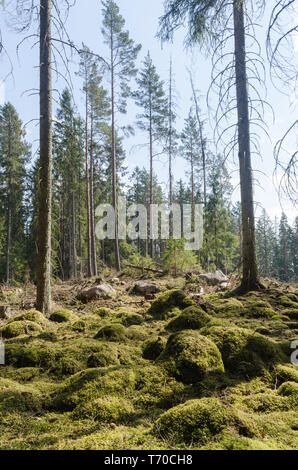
0,272,297,450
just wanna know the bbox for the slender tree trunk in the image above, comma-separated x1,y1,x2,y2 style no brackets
190,143,195,227
6,206,11,285
169,60,174,237
233,0,262,291
149,102,154,259
111,34,121,272
72,181,77,279
85,71,92,277
90,112,97,276
36,0,52,314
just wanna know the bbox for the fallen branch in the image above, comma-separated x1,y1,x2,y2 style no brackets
124,263,164,274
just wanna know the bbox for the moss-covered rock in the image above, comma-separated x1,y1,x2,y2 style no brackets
49,309,72,323
277,381,298,398
0,378,46,414
275,364,298,384
241,392,292,413
71,320,86,332
10,310,46,325
211,297,244,316
122,313,144,327
202,326,286,377
166,306,211,332
87,344,120,368
72,396,134,423
5,342,57,368
158,330,224,384
154,398,232,444
142,337,166,360
94,324,126,342
147,289,193,320
1,320,43,338
125,325,148,341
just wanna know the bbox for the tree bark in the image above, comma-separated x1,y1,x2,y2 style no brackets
233,0,262,292
6,206,11,285
36,0,52,314
90,111,97,276
85,69,92,277
111,32,121,272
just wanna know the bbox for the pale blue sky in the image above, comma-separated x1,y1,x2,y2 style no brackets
0,0,297,223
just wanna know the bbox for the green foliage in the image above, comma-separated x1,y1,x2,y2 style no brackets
162,239,197,276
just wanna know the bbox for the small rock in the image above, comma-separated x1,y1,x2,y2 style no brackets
77,284,116,302
133,281,160,296
198,270,228,286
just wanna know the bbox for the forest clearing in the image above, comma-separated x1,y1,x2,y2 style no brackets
0,0,297,454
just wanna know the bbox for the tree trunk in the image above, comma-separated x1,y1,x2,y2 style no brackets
111,34,121,272
6,206,11,285
149,102,154,259
233,0,262,292
90,112,97,276
169,60,173,236
36,0,52,314
85,71,92,277
72,180,77,279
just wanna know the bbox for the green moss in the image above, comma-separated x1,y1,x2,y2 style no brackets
166,306,211,332
87,344,120,368
147,289,193,320
93,307,112,318
245,306,276,319
158,330,224,384
1,320,43,338
211,298,244,316
72,397,134,423
5,342,57,368
142,337,166,360
278,381,298,397
241,392,291,413
279,295,298,309
0,378,46,414
281,308,298,320
71,320,86,332
94,323,126,342
154,398,232,444
126,325,148,341
122,314,144,327
275,364,298,384
202,325,250,364
49,309,72,323
10,310,46,325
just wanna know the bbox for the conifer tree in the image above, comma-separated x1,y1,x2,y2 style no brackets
101,0,141,271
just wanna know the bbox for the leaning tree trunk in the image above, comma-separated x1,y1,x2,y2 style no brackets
233,0,262,292
36,0,52,314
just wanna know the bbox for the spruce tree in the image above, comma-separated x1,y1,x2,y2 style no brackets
101,0,141,271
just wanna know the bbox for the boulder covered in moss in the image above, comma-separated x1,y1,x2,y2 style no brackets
0,377,46,414
87,344,120,368
154,398,232,444
244,299,276,318
166,305,211,332
0,320,43,338
94,323,126,342
71,320,86,332
241,392,291,413
122,313,144,327
142,337,166,360
277,381,298,397
93,307,112,318
5,342,57,368
10,310,46,325
147,289,193,320
208,296,244,316
49,309,72,323
158,330,224,383
275,364,298,384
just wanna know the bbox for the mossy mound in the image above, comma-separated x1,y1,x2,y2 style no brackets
122,313,144,327
275,364,298,384
10,310,46,325
94,324,126,342
147,289,193,320
166,306,211,332
71,320,86,332
87,344,120,368
125,325,148,341
72,396,134,423
202,326,286,377
244,299,276,318
154,398,232,444
277,381,298,397
158,330,224,384
0,378,46,414
210,297,244,316
49,309,72,323
93,307,112,318
279,295,298,309
142,337,166,360
241,392,292,413
0,320,43,338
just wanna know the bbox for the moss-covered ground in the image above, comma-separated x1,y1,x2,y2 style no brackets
0,276,297,450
